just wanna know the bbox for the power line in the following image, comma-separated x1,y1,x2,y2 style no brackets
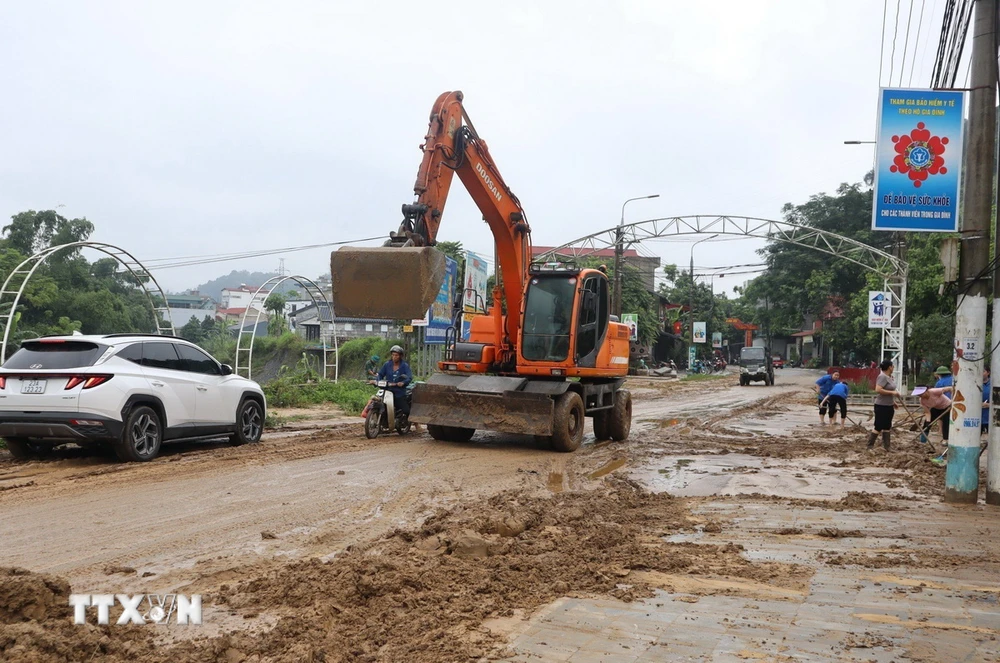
899,0,917,86
879,0,890,86
141,236,386,270
908,0,930,85
889,0,903,84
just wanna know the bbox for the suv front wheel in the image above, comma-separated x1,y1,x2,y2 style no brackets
231,399,264,445
114,406,163,462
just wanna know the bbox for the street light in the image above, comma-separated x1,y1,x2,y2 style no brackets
613,194,660,317
688,234,719,345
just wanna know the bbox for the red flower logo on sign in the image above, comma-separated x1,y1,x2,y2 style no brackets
890,122,948,188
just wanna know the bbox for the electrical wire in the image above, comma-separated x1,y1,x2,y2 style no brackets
899,0,917,86
908,0,930,85
879,0,890,86
889,0,903,84
140,236,386,270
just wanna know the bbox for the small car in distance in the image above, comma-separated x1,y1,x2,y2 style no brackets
0,334,266,462
772,356,785,369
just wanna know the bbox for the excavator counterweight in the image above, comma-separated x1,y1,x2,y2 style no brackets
330,246,446,320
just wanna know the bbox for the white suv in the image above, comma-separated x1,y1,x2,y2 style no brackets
0,334,266,462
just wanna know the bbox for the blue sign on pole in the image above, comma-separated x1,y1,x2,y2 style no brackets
425,256,458,345
872,87,965,232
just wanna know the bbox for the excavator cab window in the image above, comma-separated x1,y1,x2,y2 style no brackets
522,275,575,362
576,274,609,368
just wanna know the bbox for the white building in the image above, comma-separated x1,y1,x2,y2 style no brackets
220,285,268,310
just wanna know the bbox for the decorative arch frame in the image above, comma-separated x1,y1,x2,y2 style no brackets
234,275,339,381
536,215,909,370
0,241,175,362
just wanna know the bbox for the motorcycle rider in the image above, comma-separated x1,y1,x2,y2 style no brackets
377,345,412,421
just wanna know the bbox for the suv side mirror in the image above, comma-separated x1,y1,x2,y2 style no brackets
220,364,234,375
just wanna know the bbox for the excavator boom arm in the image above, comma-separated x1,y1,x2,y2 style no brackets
332,91,530,346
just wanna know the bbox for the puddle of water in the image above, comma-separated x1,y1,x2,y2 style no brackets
588,458,626,479
547,472,564,493
632,454,909,499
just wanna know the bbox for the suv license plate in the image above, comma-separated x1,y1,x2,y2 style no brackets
21,379,47,394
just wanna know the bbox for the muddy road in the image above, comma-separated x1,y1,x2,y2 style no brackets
4,368,996,662
0,372,782,587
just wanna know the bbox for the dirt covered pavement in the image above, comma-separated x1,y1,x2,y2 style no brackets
1,369,998,662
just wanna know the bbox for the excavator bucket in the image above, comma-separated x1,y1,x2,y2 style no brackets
330,246,447,320
410,374,557,436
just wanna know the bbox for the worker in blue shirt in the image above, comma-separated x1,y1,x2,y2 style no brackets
376,345,413,419
820,379,850,427
933,365,953,388
814,371,840,424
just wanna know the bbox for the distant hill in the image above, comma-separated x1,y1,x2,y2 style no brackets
183,270,303,302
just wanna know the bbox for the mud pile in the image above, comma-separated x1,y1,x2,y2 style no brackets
1,480,811,663
0,567,152,662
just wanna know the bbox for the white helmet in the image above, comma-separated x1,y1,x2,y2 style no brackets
390,345,404,354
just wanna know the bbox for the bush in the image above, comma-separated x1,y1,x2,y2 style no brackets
337,337,403,379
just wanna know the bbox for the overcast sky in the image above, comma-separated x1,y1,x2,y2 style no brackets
0,1,958,297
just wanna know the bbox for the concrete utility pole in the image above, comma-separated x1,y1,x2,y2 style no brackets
613,194,659,317
988,12,1000,507
946,0,997,504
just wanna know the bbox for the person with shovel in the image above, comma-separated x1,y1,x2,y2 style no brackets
867,360,900,451
918,385,952,446
819,378,850,427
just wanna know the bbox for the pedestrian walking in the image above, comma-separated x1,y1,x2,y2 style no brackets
820,379,849,427
814,371,840,425
867,360,899,451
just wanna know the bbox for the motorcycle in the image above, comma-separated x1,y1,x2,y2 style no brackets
362,380,412,439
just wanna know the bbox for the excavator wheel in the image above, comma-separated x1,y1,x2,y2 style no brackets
427,424,476,443
592,412,612,441
608,389,632,441
551,392,585,452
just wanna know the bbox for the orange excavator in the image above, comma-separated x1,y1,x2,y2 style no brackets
331,91,632,451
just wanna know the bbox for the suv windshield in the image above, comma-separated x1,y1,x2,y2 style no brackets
740,348,766,362
3,340,107,369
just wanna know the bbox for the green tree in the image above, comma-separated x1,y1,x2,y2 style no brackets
264,293,287,336
180,315,207,343
2,210,93,255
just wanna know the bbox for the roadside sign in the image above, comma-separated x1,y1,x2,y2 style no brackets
868,291,891,328
622,314,638,341
693,321,706,343
872,87,965,232
688,345,697,369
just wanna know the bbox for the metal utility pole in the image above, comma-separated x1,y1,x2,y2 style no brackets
947,0,997,504
613,194,659,317
688,234,718,345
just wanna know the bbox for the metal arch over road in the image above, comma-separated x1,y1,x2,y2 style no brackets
536,215,909,370
234,275,339,382
0,241,175,363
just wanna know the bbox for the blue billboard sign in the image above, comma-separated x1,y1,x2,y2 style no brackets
872,87,965,232
425,255,458,345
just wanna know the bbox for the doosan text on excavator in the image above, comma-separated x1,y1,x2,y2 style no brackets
331,91,633,452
